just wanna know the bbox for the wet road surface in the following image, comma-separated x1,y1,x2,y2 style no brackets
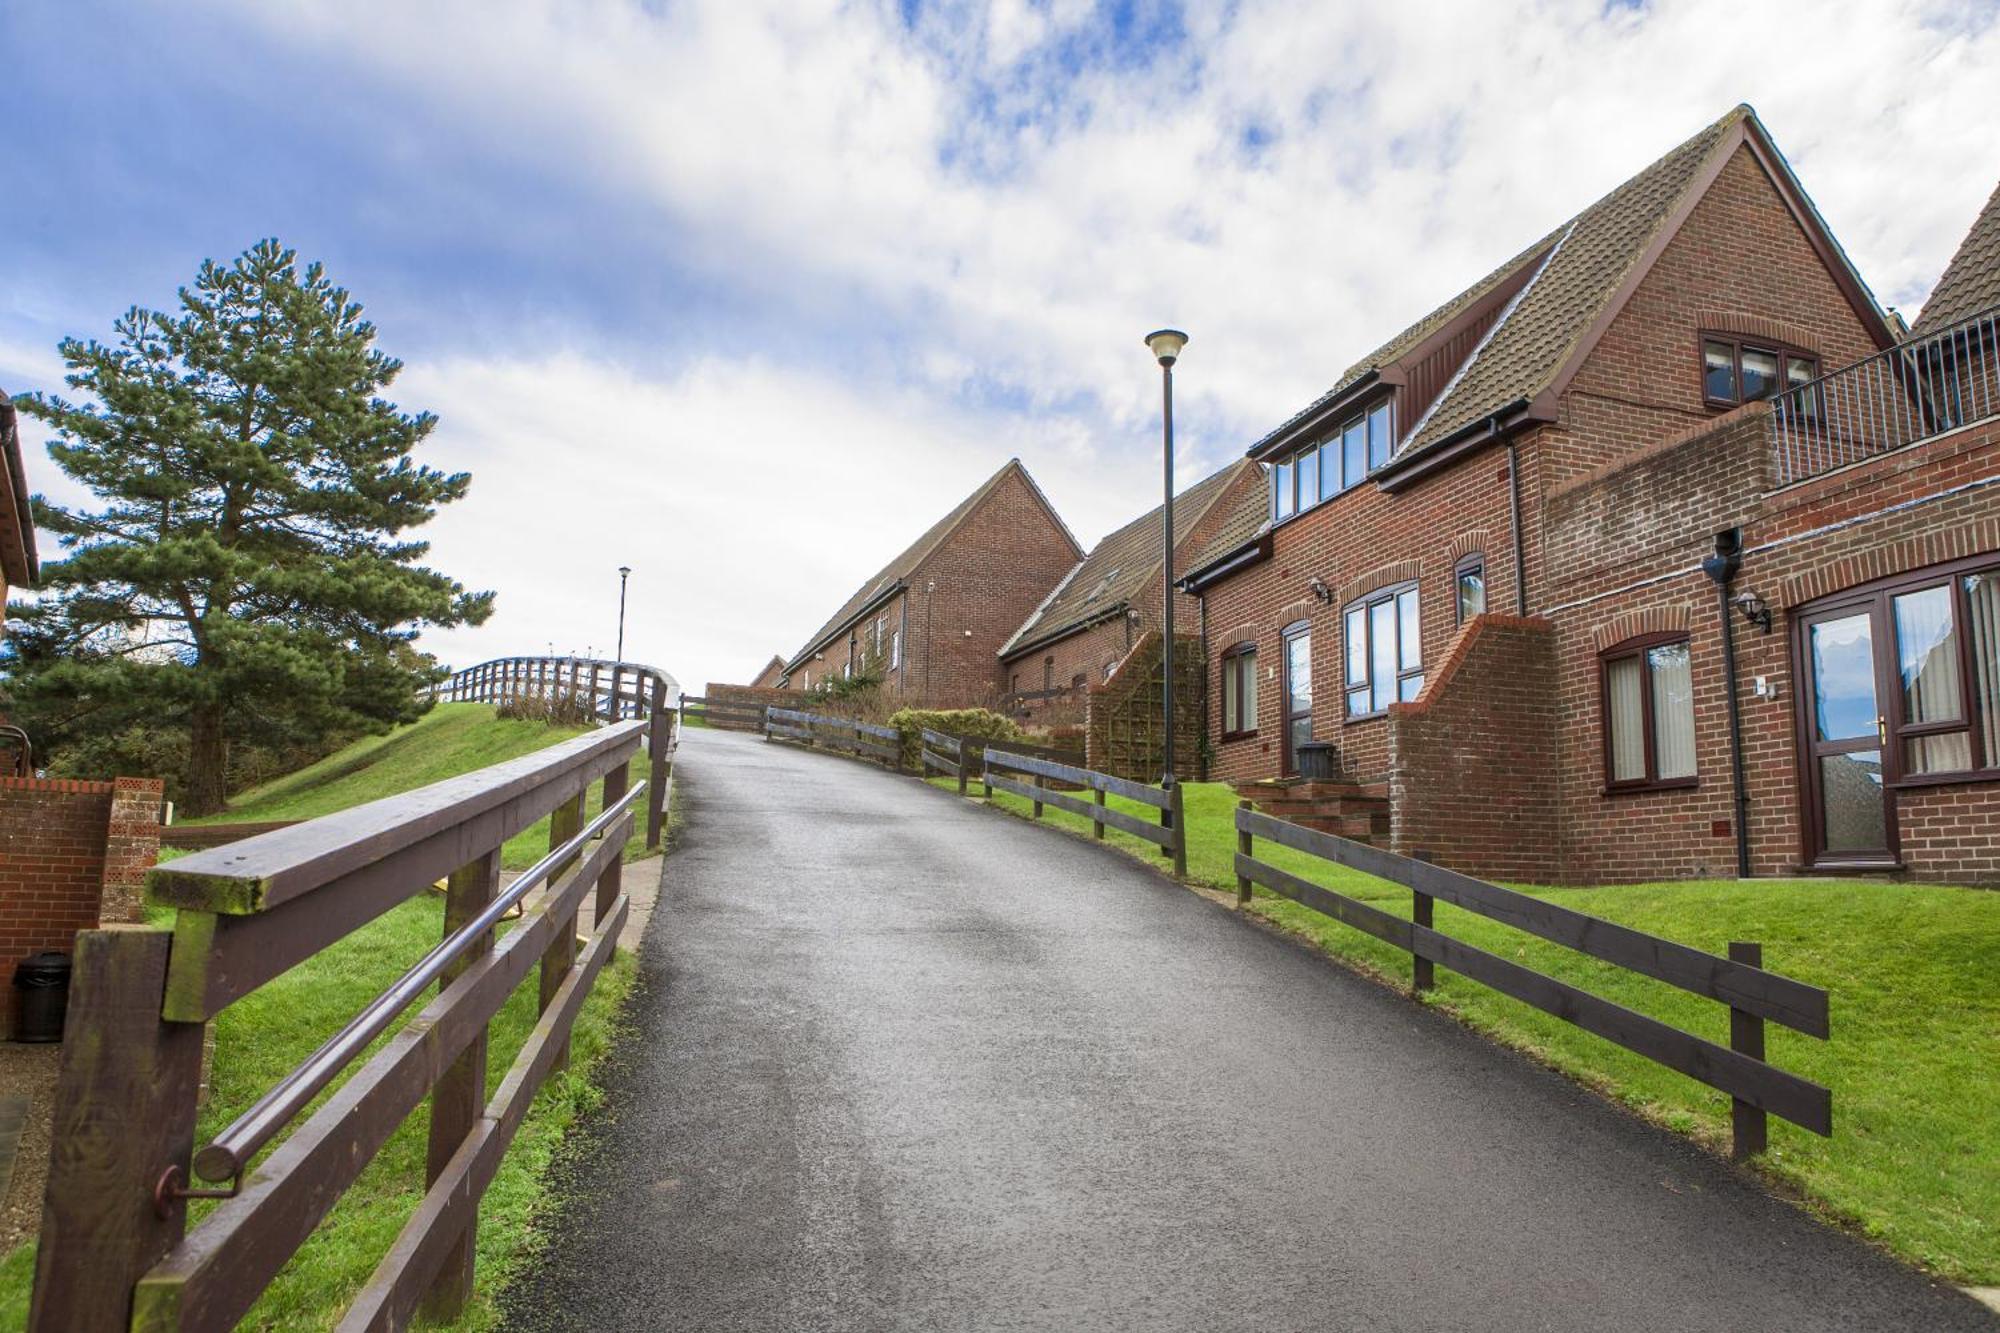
503,726,1988,1332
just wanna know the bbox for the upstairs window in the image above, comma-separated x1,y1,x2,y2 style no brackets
1703,335,1817,409
890,629,901,670
1455,554,1486,624
1344,582,1423,717
1271,398,1395,520
1221,643,1258,738
1602,634,1697,791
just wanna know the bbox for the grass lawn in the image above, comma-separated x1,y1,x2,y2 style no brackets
181,702,655,870
3,704,661,1328
944,775,2000,1285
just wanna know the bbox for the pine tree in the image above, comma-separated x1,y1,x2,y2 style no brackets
10,239,493,814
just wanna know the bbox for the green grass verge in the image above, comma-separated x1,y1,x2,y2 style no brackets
179,703,655,870
941,775,2000,1285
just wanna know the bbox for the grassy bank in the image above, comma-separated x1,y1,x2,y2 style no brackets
182,702,653,869
945,775,2000,1284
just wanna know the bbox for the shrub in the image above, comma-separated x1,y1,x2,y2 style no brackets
495,687,598,727
887,706,1025,770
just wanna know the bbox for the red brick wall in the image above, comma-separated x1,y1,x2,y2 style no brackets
101,777,163,923
1386,615,1562,882
0,778,114,1037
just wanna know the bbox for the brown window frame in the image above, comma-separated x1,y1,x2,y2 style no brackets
1342,581,1423,722
1699,332,1819,410
1220,641,1259,740
1454,553,1486,625
1599,631,1700,794
1269,396,1395,523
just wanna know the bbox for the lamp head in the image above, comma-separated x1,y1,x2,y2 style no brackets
1144,328,1189,366
618,565,632,578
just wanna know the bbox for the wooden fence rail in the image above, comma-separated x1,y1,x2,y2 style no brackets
981,749,1187,878
764,707,902,768
918,728,971,795
29,721,670,1331
678,695,770,732
1231,801,1831,1159
437,655,676,850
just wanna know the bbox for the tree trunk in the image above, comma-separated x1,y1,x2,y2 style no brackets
184,702,229,817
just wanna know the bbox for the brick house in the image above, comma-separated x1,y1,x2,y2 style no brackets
777,458,1082,706
747,655,787,690
1176,105,2000,883
998,458,1265,724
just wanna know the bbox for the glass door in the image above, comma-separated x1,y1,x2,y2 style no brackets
1282,622,1313,776
1800,604,1898,865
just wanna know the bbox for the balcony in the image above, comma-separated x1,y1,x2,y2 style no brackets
1770,303,1999,487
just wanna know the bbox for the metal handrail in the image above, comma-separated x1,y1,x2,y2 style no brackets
190,777,646,1183
1771,302,1999,486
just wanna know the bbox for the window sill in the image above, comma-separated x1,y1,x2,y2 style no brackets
1890,767,2000,790
1221,730,1259,743
1342,711,1388,726
1599,778,1700,798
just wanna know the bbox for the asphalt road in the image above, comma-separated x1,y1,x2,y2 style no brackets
502,726,1989,1332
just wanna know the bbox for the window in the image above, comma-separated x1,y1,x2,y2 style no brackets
874,617,884,653
890,629,901,670
1702,335,1817,409
1271,398,1395,520
1344,583,1423,717
1601,635,1697,791
1043,657,1054,692
1455,554,1486,625
1221,643,1258,738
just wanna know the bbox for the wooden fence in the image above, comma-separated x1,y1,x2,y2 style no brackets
1232,801,1831,1159
678,695,770,732
440,655,676,849
918,728,972,795
28,720,674,1331
764,707,901,767
981,749,1187,878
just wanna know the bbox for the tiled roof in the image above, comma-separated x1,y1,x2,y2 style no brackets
1178,470,1273,578
785,459,1070,671
1911,178,2000,336
1000,460,1259,658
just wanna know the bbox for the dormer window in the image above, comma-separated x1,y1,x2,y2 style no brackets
1270,398,1395,520
1703,335,1816,408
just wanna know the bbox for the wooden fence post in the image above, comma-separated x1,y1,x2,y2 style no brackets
597,761,630,959
1168,780,1187,878
540,792,585,1074
956,744,969,798
1412,891,1435,993
1093,786,1107,839
1729,941,1768,1160
1235,798,1253,907
980,746,992,799
419,848,500,1323
28,930,206,1333
1031,771,1044,819
647,679,670,850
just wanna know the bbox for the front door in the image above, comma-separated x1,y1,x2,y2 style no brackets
1282,622,1313,776
1799,604,1897,866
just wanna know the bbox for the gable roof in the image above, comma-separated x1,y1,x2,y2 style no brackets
1911,178,2000,336
783,459,1078,672
1248,105,1894,485
749,654,787,688
999,460,1260,661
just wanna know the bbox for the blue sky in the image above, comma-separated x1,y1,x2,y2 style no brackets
5,0,1998,690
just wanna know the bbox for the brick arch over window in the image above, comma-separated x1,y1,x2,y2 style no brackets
1591,605,1692,653
1275,598,1317,626
1444,530,1491,566
1336,560,1423,609
1780,519,2000,607
1216,622,1263,648
1695,309,1822,354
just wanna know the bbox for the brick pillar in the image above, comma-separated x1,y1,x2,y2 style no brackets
99,777,165,924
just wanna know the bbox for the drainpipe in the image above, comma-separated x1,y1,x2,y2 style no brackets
1701,528,1752,879
1507,440,1528,615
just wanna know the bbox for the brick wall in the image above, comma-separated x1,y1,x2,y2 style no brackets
703,682,792,731
1,779,109,1037
1385,615,1561,882
101,777,164,923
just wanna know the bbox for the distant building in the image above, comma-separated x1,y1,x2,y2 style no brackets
748,655,787,690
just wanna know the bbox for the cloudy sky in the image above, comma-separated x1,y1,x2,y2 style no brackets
4,0,1997,691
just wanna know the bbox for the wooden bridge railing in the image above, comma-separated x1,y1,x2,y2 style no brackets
1232,801,1831,1160
28,721,668,1331
981,748,1186,878
438,655,676,849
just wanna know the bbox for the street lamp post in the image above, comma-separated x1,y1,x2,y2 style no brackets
1144,329,1188,788
615,565,632,662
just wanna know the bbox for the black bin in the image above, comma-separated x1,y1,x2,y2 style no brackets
1296,741,1339,782
12,951,72,1043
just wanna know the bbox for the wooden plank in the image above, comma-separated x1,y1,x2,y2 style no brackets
919,728,961,756
336,896,626,1333
1730,941,1769,1160
130,825,624,1333
765,721,813,742
539,793,585,1075
1415,926,1832,1135
984,749,1171,809
418,849,499,1323
920,748,957,776
28,931,206,1333
647,679,670,850
1235,853,1416,951
150,723,643,914
1168,781,1187,878
986,773,1174,847
1233,807,1828,1036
